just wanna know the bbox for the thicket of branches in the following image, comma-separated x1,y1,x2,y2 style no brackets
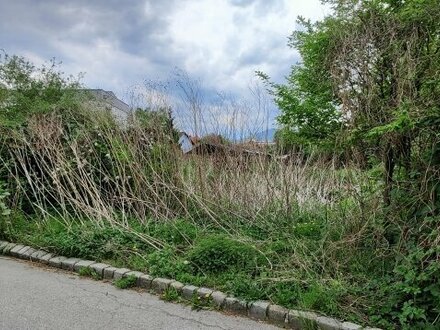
260,0,440,326
264,0,440,210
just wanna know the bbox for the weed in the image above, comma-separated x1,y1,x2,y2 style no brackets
114,275,137,289
299,281,345,317
162,287,180,302
146,248,190,278
78,267,101,280
190,293,213,311
187,235,264,275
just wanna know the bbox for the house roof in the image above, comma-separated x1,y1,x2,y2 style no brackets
82,89,131,114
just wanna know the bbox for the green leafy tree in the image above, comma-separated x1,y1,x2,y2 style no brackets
263,0,440,207
0,53,81,127
258,16,343,149
263,1,440,326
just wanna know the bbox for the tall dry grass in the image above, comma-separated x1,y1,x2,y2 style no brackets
4,102,381,251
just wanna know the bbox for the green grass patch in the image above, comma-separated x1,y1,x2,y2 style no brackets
162,287,180,302
78,267,101,280
114,275,137,289
2,209,434,329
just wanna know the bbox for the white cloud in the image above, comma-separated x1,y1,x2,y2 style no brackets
1,0,330,131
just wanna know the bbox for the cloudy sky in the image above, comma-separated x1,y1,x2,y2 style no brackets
0,0,328,134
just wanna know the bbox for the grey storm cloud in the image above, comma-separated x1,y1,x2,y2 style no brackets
0,0,329,132
1,0,176,58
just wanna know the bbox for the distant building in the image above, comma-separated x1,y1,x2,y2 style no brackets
179,132,200,153
78,89,132,122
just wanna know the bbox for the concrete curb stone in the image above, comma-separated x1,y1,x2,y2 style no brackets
139,274,154,289
224,297,247,315
0,241,9,252
73,260,96,273
249,301,270,321
211,291,227,308
181,285,198,300
169,281,184,293
30,250,50,261
61,258,82,270
10,244,25,257
20,247,37,260
112,268,131,280
3,243,17,254
48,256,67,268
90,263,111,278
152,278,173,294
267,304,288,326
16,246,32,258
103,267,118,280
316,316,344,330
197,287,214,300
288,310,318,329
124,271,144,286
61,258,81,270
39,252,55,264
342,321,363,330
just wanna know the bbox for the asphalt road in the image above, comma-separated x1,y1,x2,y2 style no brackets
0,256,277,330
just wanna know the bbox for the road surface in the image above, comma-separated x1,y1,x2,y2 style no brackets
0,256,277,330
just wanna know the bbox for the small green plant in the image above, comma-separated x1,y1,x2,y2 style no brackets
190,293,213,311
298,281,344,316
224,273,266,301
78,267,101,280
114,275,137,289
146,248,189,278
162,287,180,302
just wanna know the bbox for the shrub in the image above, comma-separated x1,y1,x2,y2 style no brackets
187,235,264,275
369,217,440,328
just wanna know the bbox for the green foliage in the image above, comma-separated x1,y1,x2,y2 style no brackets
265,0,440,209
2,28,439,328
368,216,440,328
1,216,155,263
0,53,81,128
114,275,137,289
78,267,100,280
187,235,264,275
133,107,179,145
190,292,213,310
148,220,199,247
299,281,346,316
260,4,440,325
258,15,342,147
162,287,180,302
146,248,190,278
224,273,266,301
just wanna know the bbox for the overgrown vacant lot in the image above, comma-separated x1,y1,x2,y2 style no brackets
1,0,440,327
0,99,436,329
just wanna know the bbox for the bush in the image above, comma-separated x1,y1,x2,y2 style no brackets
369,217,440,328
187,235,264,275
